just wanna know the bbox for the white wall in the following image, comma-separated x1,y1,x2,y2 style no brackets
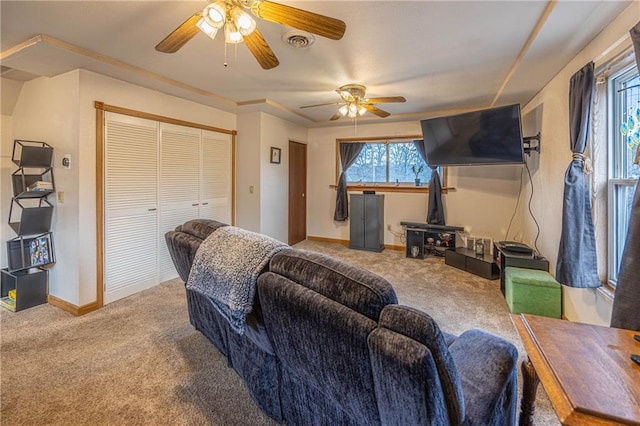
307,121,522,246
521,1,640,326
1,115,14,269
237,112,307,243
1,78,25,269
259,113,307,244
11,71,81,304
236,112,263,233
7,69,237,307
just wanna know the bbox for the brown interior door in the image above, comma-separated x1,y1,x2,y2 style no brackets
288,141,307,245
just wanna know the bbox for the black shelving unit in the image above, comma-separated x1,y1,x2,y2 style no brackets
493,244,549,296
1,140,56,312
445,248,500,280
1,268,49,312
404,224,462,259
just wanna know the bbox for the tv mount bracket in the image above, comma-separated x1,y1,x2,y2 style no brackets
523,132,541,155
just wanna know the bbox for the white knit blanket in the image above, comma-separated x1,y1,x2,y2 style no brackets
186,226,289,334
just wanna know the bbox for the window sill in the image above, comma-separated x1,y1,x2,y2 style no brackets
328,184,452,194
596,283,615,304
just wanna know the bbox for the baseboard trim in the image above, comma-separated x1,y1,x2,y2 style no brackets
48,295,100,316
306,236,404,252
306,236,349,246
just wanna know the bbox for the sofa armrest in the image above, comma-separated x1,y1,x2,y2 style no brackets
164,219,228,282
447,330,518,426
177,219,228,240
164,230,204,282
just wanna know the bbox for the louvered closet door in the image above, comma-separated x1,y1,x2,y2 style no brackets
200,130,232,224
104,113,159,304
159,123,201,282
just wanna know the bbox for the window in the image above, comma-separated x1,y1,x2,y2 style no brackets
341,139,439,187
608,65,640,286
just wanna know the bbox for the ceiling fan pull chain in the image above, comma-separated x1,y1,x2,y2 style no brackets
224,42,228,67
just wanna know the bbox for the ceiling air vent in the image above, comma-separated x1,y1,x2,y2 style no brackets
282,30,315,49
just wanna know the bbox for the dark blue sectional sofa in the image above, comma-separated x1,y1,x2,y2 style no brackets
165,219,519,425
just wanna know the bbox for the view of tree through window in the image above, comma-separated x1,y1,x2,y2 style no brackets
345,141,434,184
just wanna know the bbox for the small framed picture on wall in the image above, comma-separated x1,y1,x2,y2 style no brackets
270,147,281,164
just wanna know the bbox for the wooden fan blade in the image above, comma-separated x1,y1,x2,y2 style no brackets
330,111,343,121
156,12,202,53
300,102,341,109
243,29,279,69
363,104,391,118
253,1,346,40
366,96,406,104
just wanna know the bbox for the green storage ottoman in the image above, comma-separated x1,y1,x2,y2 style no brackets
505,267,561,318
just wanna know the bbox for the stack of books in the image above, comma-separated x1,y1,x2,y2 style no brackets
0,289,17,312
27,180,53,192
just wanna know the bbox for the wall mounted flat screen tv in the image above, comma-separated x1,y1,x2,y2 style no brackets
420,104,524,166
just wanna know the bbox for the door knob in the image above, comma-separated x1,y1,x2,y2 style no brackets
302,193,305,198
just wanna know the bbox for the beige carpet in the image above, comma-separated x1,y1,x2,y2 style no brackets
1,240,559,425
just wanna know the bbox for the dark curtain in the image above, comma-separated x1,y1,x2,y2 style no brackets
428,168,445,225
413,140,445,224
334,142,365,221
555,61,601,288
611,22,640,330
611,178,640,330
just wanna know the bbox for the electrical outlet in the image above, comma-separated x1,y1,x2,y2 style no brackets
57,191,65,203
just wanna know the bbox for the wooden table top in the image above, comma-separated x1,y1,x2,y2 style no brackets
511,314,640,425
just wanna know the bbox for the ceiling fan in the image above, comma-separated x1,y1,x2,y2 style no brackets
300,84,407,120
155,0,346,70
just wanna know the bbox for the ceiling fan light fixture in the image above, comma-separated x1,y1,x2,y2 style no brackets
348,103,358,118
231,8,256,36
224,21,244,43
339,105,349,117
196,17,219,39
358,105,367,116
203,2,226,28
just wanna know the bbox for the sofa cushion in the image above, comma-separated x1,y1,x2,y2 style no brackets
378,305,465,425
268,249,397,321
448,329,518,425
258,271,381,425
368,326,450,425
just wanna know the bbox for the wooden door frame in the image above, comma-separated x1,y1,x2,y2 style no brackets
69,102,236,315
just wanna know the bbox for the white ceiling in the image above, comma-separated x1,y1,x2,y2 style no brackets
0,1,632,127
